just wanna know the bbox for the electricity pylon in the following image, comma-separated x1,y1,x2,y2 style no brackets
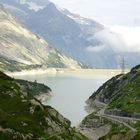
120,57,126,74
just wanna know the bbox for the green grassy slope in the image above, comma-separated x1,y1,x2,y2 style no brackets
81,65,140,140
89,65,140,113
0,72,88,140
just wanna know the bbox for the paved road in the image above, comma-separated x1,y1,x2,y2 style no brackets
96,100,138,132
102,114,137,132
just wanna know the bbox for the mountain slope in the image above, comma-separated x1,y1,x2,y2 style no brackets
0,71,88,140
88,65,140,113
0,4,82,72
80,65,140,140
2,0,140,68
24,3,108,68
2,0,117,68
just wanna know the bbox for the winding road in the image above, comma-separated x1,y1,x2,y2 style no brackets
96,100,138,132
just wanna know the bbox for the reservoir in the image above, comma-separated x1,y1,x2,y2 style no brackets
14,72,111,126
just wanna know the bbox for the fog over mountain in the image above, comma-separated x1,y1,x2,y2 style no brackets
1,0,140,68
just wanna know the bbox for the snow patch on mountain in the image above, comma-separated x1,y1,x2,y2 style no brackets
25,2,45,12
67,14,90,25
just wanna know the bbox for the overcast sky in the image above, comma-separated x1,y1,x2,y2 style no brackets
50,0,140,26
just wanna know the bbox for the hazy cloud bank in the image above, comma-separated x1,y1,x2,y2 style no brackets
87,26,140,53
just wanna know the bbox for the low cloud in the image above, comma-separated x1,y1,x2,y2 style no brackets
86,45,106,52
87,26,140,53
110,25,140,52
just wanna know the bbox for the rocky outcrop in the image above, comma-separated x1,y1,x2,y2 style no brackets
80,124,111,140
99,131,136,140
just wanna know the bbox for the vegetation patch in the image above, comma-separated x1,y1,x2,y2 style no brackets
0,71,88,140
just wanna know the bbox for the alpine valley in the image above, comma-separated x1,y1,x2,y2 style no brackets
1,1,140,140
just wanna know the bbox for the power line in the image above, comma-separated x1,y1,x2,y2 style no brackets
120,57,126,74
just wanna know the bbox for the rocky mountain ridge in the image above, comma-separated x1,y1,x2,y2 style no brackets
2,0,140,68
0,3,82,72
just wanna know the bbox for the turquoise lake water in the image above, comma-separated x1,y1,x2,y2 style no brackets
14,73,110,126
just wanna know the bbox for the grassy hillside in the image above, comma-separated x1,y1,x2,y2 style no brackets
80,65,140,140
0,71,88,140
89,65,140,113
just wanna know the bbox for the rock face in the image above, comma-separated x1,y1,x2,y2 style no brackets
2,0,140,68
0,4,82,72
1,0,119,69
80,65,140,140
24,2,103,66
0,71,89,140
